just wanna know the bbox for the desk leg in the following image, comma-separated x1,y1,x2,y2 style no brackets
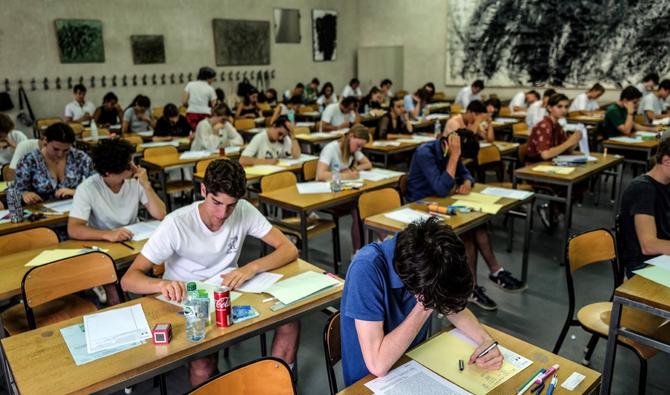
384,153,389,169
614,161,624,213
563,183,574,264
299,210,309,260
0,317,16,395
159,170,169,212
521,199,533,284
600,299,623,395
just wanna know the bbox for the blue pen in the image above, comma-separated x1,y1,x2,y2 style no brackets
546,375,557,395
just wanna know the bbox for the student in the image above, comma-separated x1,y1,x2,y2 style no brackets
403,88,430,120
485,97,501,119
569,83,605,114
527,93,582,162
526,88,556,129
602,86,658,138
93,92,123,127
120,159,301,386
508,91,530,111
406,129,525,310
122,95,155,134
376,97,413,140
342,78,363,98
340,217,503,386
446,100,494,143
240,116,300,165
316,82,338,107
422,82,436,101
154,103,192,140
182,66,218,130
215,88,226,107
304,78,320,102
191,104,243,152
359,87,383,114
619,139,670,277
316,125,372,251
262,88,278,107
380,79,393,102
0,114,27,166
235,88,262,119
270,96,302,125
64,84,96,124
321,96,359,131
283,83,305,103
639,79,670,124
455,80,485,108
635,72,659,97
16,122,93,204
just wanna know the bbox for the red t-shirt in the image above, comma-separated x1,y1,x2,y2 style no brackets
527,116,567,162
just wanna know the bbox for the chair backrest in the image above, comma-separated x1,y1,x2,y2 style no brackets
144,146,178,158
634,114,645,125
432,91,446,101
513,122,528,133
35,117,62,135
293,127,311,136
0,201,3,210
450,104,462,114
68,123,85,136
323,312,341,395
81,128,110,138
398,174,408,202
299,105,315,114
1,163,14,181
197,158,216,174
358,188,401,220
566,228,617,274
189,357,295,395
394,90,407,99
123,136,144,151
260,171,297,192
499,107,511,116
518,142,528,163
613,214,625,285
0,227,59,256
234,119,255,130
302,160,317,181
258,102,271,112
151,106,164,119
477,145,502,166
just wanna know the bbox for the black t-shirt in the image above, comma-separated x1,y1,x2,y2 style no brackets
95,106,121,126
619,174,670,271
154,115,192,137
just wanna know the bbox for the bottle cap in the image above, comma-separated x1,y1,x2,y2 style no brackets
197,289,208,297
186,282,197,291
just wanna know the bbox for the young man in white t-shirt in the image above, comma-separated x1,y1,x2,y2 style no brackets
240,116,300,165
455,80,484,108
64,84,96,124
0,114,28,166
121,159,300,386
321,96,359,131
569,83,605,114
341,78,363,98
640,79,670,124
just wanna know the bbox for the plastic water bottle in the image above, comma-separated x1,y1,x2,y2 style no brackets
364,104,370,115
90,119,99,140
184,282,206,342
434,120,442,136
6,183,23,223
330,163,342,192
288,108,295,124
197,289,210,325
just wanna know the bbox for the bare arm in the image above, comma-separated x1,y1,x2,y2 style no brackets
635,214,670,256
356,155,372,171
136,168,166,220
316,161,332,181
617,113,635,136
540,131,582,160
634,122,659,132
67,217,133,242
447,308,503,369
270,106,281,124
321,121,343,132
289,135,301,159
121,254,186,301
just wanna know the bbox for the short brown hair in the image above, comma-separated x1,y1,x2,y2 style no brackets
0,113,15,135
203,159,246,198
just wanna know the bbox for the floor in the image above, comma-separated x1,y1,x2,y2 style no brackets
3,167,669,395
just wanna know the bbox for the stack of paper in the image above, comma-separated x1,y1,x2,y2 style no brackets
359,168,404,181
481,187,533,200
610,136,644,144
223,145,241,154
233,271,283,293
265,271,341,305
296,182,332,194
384,208,433,224
180,151,215,160
43,199,74,213
532,165,575,175
245,165,285,176
277,154,318,166
140,141,180,148
479,142,492,148
652,118,670,126
635,255,670,288
83,304,152,354
124,220,161,241
61,323,142,366
452,192,501,204
365,360,472,395
295,122,315,128
372,141,402,147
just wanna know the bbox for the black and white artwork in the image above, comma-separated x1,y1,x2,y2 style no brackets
274,9,301,43
446,0,670,87
55,19,104,63
130,35,165,64
312,9,337,62
212,19,270,66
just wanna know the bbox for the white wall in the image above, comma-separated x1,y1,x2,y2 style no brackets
0,0,359,133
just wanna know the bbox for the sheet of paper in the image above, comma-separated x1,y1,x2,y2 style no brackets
645,255,670,271
84,304,152,354
246,127,266,134
277,154,318,166
372,141,402,147
384,208,433,224
25,249,89,267
359,168,404,181
635,131,660,137
265,271,341,305
452,200,502,214
406,329,531,395
136,131,154,137
451,192,501,204
224,145,242,154
43,199,74,213
425,113,450,120
295,122,314,128
140,141,180,148
481,187,533,201
60,323,142,366
633,265,670,288
479,142,492,148
179,150,215,160
494,142,519,149
124,220,161,241
0,181,8,191
254,117,266,123
494,117,519,123
532,165,575,175
81,135,112,142
652,118,670,125
449,329,532,371
296,182,332,194
364,360,473,395
609,136,643,144
236,272,284,293
308,131,347,139
554,155,597,163
244,165,286,176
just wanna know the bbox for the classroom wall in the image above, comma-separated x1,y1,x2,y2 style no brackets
0,0,359,135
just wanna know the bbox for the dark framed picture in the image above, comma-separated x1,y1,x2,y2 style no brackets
312,9,337,62
130,35,166,64
55,19,105,63
213,19,270,66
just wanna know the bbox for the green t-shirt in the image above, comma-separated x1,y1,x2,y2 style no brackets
602,103,628,138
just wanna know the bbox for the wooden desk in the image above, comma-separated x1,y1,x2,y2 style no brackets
601,135,659,171
0,205,69,236
601,276,670,394
363,183,534,283
0,259,342,395
363,139,426,169
567,113,604,125
259,177,401,260
338,325,601,395
513,153,624,257
295,131,346,153
192,161,311,184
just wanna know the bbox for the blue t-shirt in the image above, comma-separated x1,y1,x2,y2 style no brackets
340,237,431,386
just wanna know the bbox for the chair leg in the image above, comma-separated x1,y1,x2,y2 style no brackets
582,334,599,365
552,318,573,354
332,227,341,275
260,333,268,357
506,214,514,253
638,357,648,395
223,347,229,358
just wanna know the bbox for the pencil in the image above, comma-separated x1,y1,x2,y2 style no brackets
120,241,135,251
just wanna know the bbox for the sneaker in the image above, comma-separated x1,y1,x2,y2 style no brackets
489,270,526,292
537,203,552,229
469,286,497,311
124,387,133,394
92,286,107,304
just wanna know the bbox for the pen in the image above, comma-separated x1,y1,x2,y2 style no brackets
459,359,464,371
546,375,557,395
531,382,545,394
475,341,498,359
120,241,135,251
517,369,546,395
534,364,559,384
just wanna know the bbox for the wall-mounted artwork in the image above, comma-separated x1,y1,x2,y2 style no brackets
213,19,270,66
274,9,301,43
446,0,670,88
55,19,105,63
130,35,165,64
312,10,337,62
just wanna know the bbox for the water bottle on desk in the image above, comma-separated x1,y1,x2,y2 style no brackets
6,183,24,223
197,288,210,325
90,119,99,141
184,282,206,342
330,163,342,192
434,119,442,136
288,108,295,124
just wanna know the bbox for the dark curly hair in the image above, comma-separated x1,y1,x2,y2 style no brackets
91,139,134,175
394,217,473,315
44,122,75,144
203,159,247,198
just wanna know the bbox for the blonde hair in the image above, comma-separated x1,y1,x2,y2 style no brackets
340,124,369,164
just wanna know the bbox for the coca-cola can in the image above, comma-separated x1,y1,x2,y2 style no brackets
214,286,232,328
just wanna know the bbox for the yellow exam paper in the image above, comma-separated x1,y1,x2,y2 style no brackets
452,200,502,214
452,192,501,204
634,265,670,288
244,165,285,176
0,181,7,191
25,249,87,267
407,331,522,395
532,165,575,175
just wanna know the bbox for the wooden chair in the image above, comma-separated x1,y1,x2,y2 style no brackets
450,104,462,114
1,251,124,335
358,188,401,244
34,117,62,137
432,91,446,101
512,122,529,137
298,105,316,114
553,229,670,395
398,174,408,203
0,201,3,210
0,227,59,256
81,128,110,139
68,123,85,136
258,102,271,112
123,135,144,152
196,158,216,174
499,107,512,116
234,119,256,130
476,145,504,182
394,90,407,99
189,357,295,395
260,172,342,273
144,146,194,209
293,127,311,136
301,159,317,181
1,163,14,181
151,106,164,119
323,312,341,395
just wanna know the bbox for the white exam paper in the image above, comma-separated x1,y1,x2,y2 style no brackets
645,255,670,271
480,187,533,201
365,360,473,395
237,272,284,293
124,220,161,241
43,199,74,213
84,304,151,354
384,208,432,224
359,168,404,181
296,182,332,194
180,150,215,160
140,141,180,148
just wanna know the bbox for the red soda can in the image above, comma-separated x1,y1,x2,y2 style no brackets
214,286,232,327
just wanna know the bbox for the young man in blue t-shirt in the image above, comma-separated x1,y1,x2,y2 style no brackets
340,218,503,386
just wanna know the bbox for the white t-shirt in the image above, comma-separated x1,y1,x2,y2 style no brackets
525,101,546,129
0,130,28,165
640,93,665,122
242,130,293,159
70,174,148,230
455,86,482,108
191,119,243,151
321,103,356,126
65,100,96,120
569,93,599,112
635,82,654,97
185,81,217,115
9,138,39,169
141,200,272,281
316,94,338,106
341,85,362,98
319,140,365,172
509,92,526,110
